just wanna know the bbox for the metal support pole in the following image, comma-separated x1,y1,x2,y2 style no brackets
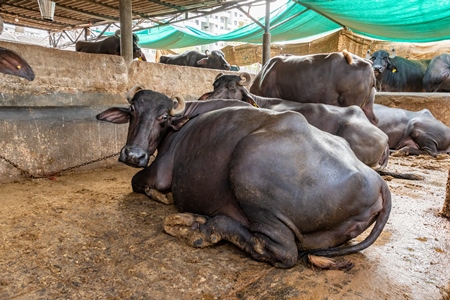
262,0,271,65
119,0,133,65
84,27,89,41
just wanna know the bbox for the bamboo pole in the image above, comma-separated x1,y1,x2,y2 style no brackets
442,168,450,218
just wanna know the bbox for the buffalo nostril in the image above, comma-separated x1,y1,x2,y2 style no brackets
135,152,147,163
119,146,149,167
123,147,131,155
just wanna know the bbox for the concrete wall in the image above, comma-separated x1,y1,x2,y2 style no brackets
0,40,227,104
0,106,126,182
0,41,235,183
375,92,450,127
1,41,450,183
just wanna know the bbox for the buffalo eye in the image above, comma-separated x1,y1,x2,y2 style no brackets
161,114,169,121
129,105,135,112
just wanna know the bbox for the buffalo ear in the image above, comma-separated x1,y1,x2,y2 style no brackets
198,92,212,100
387,57,398,72
243,95,259,108
387,48,398,72
139,52,147,62
0,48,35,81
170,115,191,130
96,107,130,124
197,58,208,66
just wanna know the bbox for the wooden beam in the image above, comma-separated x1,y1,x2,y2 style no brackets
145,0,185,10
442,168,450,218
262,0,271,65
51,4,119,23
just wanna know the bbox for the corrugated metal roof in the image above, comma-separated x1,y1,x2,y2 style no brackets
0,0,262,32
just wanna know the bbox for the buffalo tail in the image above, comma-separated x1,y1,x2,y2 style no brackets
300,181,392,259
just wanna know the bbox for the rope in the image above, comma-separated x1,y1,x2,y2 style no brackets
0,152,120,179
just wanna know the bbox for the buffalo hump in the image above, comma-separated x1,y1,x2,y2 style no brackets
249,51,378,125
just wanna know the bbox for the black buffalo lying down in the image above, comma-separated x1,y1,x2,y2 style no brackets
0,47,35,81
97,87,391,270
159,50,231,70
75,30,147,61
367,49,430,92
374,104,450,156
200,72,389,169
249,51,378,125
423,53,450,92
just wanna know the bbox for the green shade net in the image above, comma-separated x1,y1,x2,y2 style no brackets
299,0,450,42
102,0,450,49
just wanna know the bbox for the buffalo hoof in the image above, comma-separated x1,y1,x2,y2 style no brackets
391,149,409,157
144,187,173,205
164,213,220,248
307,254,354,271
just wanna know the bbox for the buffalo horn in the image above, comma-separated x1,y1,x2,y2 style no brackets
215,72,224,81
170,95,186,116
126,84,145,103
238,72,251,86
114,29,121,38
389,48,396,58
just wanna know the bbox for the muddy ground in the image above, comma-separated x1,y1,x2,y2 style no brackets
1,154,450,300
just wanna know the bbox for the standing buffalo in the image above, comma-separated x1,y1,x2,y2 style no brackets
159,50,231,70
366,49,430,92
374,104,450,156
199,72,389,169
249,50,378,125
423,53,450,92
0,47,34,80
75,30,147,61
97,87,391,270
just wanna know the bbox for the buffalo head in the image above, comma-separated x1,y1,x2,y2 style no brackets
197,50,231,70
198,72,258,107
115,30,147,61
96,86,186,167
367,49,397,75
131,33,147,61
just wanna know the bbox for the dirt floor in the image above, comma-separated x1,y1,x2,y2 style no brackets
1,154,450,300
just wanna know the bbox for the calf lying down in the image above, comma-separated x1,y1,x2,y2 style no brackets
374,104,450,157
97,87,391,270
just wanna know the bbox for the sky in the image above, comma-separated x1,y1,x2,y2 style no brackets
248,0,290,18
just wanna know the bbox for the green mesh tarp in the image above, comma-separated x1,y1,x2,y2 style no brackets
104,0,450,49
299,0,450,42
